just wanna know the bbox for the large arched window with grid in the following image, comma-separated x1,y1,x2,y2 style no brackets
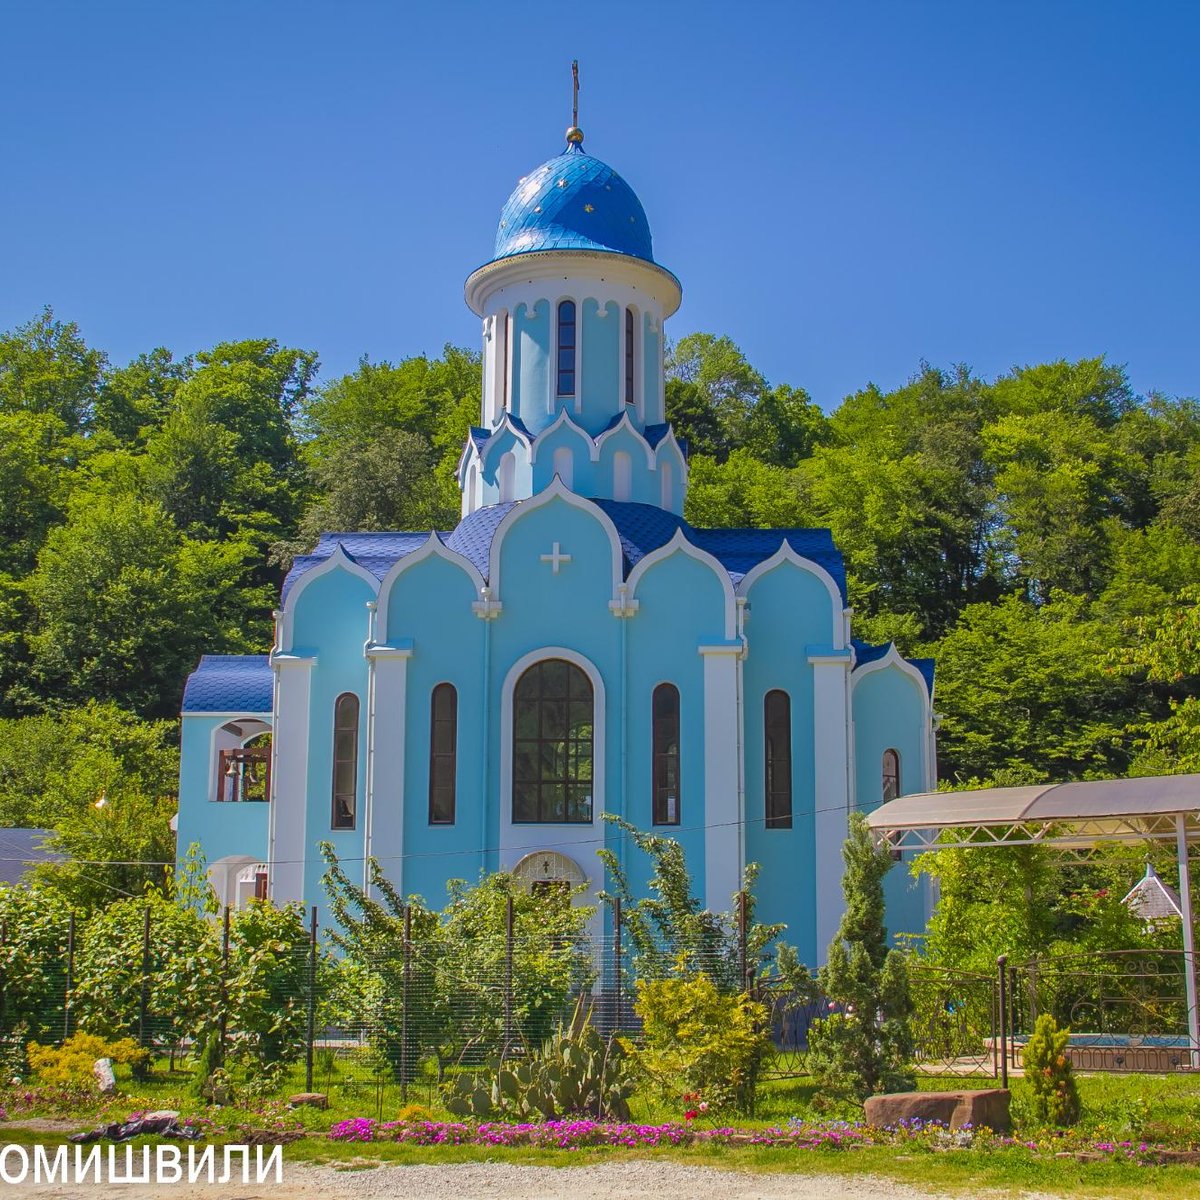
512,659,594,823
331,692,359,830
764,689,792,829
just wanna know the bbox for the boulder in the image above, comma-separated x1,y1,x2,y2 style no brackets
92,1058,116,1094
287,1092,328,1109
864,1088,1010,1133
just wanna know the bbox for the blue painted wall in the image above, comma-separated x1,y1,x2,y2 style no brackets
514,300,549,434
580,299,620,436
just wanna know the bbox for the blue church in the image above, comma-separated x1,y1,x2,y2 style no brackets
176,119,936,964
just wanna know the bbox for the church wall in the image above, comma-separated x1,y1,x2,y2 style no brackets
177,714,270,872
486,498,622,891
596,425,658,506
380,554,487,907
530,421,596,495
642,314,662,424
289,567,375,925
852,663,934,940
513,300,550,433
580,299,620,436
623,553,728,904
479,427,531,506
742,566,835,965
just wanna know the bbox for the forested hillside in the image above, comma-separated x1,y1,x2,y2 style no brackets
1,307,1198,907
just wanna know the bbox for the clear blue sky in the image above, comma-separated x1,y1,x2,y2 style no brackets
3,1,1197,410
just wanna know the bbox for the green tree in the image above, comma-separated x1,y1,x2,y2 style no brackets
25,494,254,715
0,884,75,1044
806,812,915,1101
665,333,766,460
683,450,812,529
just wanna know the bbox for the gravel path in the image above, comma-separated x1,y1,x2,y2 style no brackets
9,1158,1061,1199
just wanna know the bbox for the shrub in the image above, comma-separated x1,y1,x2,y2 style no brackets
1020,1014,1081,1127
628,972,770,1115
26,1031,146,1087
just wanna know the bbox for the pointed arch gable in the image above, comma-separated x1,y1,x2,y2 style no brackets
851,644,936,790
479,414,534,471
486,478,624,601
736,540,846,648
528,409,593,464
594,411,655,467
279,543,379,653
376,532,485,634
625,527,737,640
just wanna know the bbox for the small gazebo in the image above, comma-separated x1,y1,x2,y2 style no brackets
865,773,1200,1066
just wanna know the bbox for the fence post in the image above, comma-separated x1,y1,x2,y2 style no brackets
305,905,317,1093
737,890,749,993
401,904,412,1100
997,954,1008,1089
63,914,75,1042
612,896,622,1033
1008,962,1019,1072
217,906,231,1067
503,893,514,1053
137,906,152,1055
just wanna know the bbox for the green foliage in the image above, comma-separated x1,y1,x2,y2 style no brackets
0,884,75,1042
26,1031,146,1087
1019,1014,1081,1127
807,813,915,1102
627,972,770,1115
320,844,594,1078
443,999,634,1121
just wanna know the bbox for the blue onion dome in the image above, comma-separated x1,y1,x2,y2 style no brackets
493,143,655,263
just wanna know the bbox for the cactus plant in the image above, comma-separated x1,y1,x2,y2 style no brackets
443,999,633,1120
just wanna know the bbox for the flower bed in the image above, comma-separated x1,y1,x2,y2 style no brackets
327,1115,1190,1160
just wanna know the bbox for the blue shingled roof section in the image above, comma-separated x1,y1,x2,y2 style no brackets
468,427,489,455
277,501,847,602
852,639,891,667
643,423,670,449
183,655,273,713
910,657,936,695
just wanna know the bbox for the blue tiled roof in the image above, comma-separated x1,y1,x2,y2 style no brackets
491,145,655,264
643,423,671,449
911,657,936,695
279,500,848,603
468,427,490,455
183,655,273,713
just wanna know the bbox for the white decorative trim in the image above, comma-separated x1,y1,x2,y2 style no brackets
594,410,656,467
472,586,504,620
735,541,845,649
184,709,272,719
376,534,485,634
486,479,624,603
279,544,379,653
700,645,742,909
479,413,534,470
498,647,606,868
626,528,738,641
608,581,639,618
527,409,593,464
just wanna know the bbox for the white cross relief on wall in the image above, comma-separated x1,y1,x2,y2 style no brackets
540,542,572,574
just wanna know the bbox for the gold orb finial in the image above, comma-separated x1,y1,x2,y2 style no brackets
566,125,584,145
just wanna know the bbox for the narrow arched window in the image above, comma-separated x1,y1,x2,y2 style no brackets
764,690,792,829
624,308,636,405
660,461,673,510
882,748,901,802
497,450,516,503
429,683,457,824
612,450,632,502
331,693,359,830
652,683,681,825
557,300,576,396
513,658,594,823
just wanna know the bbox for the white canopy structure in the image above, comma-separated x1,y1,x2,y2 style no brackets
865,773,1200,1066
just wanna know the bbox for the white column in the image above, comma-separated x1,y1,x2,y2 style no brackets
366,643,414,897
699,643,743,912
267,654,315,904
808,647,853,964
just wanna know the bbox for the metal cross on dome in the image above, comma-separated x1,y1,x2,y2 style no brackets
540,542,572,574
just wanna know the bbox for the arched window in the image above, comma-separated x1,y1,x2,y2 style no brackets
882,748,901,802
652,683,681,825
556,300,576,396
764,689,792,829
612,450,632,502
659,461,673,510
331,693,359,830
497,451,516,503
552,445,574,490
624,307,636,405
513,658,594,823
429,683,457,824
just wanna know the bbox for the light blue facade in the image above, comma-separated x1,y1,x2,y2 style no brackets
177,131,936,955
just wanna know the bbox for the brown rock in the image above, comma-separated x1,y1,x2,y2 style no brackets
288,1092,328,1109
863,1089,1011,1133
